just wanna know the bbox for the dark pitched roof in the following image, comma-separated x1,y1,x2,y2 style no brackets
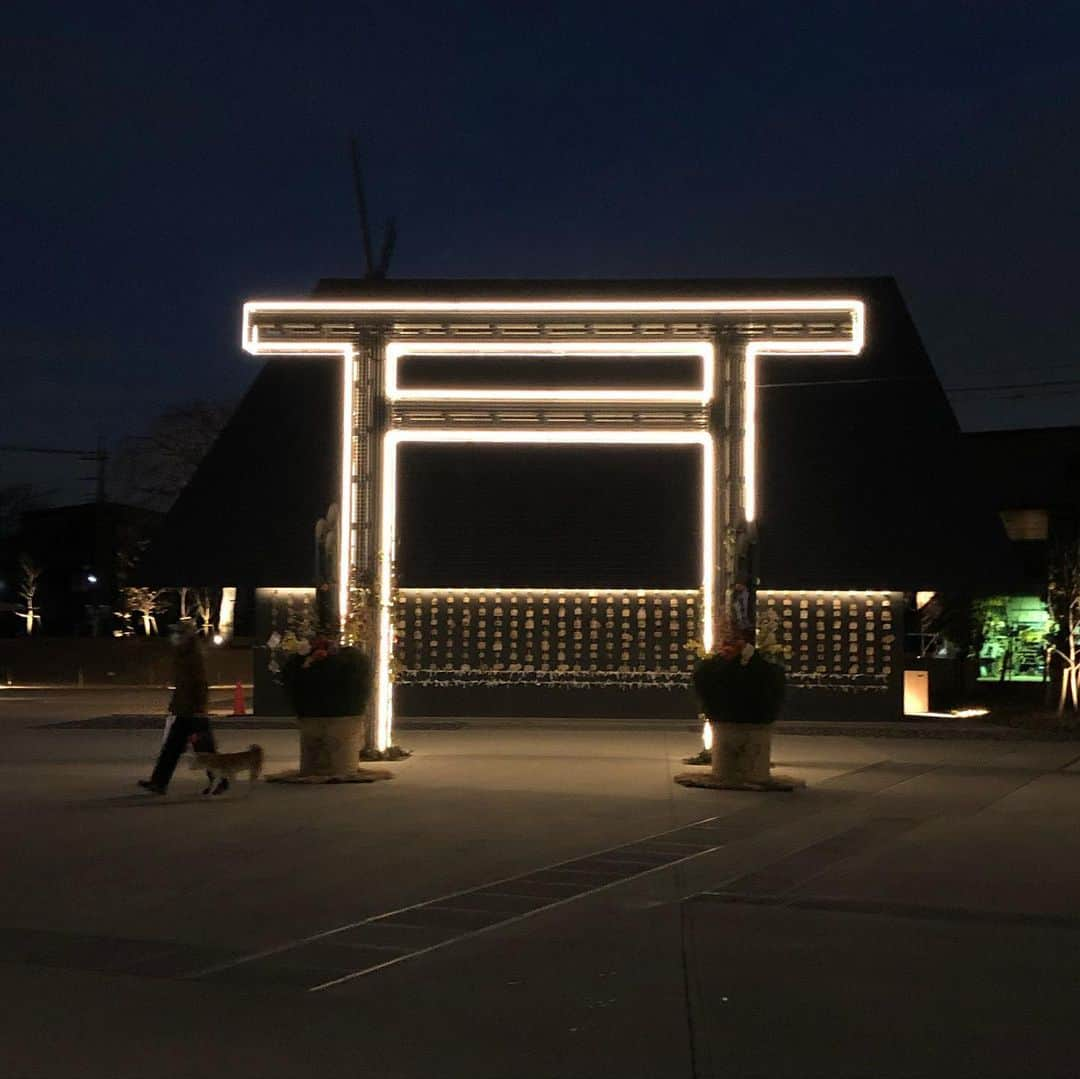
754,278,1017,591
312,275,882,300
135,358,338,588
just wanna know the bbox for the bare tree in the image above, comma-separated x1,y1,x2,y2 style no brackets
194,587,217,637
112,400,233,512
123,586,165,636
16,555,42,635
115,530,151,597
112,607,134,638
1047,540,1080,715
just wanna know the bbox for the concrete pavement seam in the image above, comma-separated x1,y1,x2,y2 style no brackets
181,810,727,982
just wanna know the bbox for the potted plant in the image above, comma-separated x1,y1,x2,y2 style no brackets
265,617,390,782
676,621,802,791
280,636,373,775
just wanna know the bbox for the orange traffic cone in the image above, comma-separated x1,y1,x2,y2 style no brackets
232,681,246,716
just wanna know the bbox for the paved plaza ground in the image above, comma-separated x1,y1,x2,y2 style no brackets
2,688,1080,1077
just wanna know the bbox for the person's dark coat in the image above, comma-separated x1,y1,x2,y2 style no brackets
170,634,209,716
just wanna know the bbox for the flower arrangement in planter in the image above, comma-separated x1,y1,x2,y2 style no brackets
692,640,786,726
279,636,372,721
676,616,803,792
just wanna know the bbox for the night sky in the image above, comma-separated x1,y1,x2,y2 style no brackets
4,2,1078,502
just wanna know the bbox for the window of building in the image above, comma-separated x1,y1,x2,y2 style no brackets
977,595,1052,682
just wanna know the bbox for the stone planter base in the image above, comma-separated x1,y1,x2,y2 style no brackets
266,767,393,785
267,714,395,783
712,720,772,783
675,720,804,792
297,715,365,777
674,770,804,792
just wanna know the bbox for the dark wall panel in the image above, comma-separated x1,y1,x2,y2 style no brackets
396,444,701,588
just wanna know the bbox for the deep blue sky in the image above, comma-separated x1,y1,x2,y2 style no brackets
3,1,1079,501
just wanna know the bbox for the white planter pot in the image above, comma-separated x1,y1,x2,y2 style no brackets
297,715,364,776
710,721,772,785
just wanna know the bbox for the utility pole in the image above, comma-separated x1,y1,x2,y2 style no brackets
90,437,110,611
92,437,107,504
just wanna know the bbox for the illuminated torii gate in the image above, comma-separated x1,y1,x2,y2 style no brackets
242,291,865,751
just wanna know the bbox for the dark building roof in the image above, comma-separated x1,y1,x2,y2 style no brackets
312,276,874,300
139,276,1017,595
752,278,1018,591
136,358,338,588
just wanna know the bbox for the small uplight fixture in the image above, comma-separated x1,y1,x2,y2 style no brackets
86,574,99,585
212,633,224,646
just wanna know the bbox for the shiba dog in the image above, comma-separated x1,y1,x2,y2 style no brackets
189,744,263,795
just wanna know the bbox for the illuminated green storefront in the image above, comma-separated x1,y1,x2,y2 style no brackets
977,595,1052,682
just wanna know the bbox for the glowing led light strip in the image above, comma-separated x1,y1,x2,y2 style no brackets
340,346,356,627
385,339,714,403
242,297,864,525
241,297,864,748
237,339,355,629
743,303,864,523
757,589,892,597
244,298,864,318
397,587,702,595
378,429,715,753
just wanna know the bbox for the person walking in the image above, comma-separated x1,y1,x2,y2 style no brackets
138,621,226,795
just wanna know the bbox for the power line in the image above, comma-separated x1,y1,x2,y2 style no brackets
947,377,1080,395
950,387,1080,401
759,376,1080,398
0,444,100,457
759,377,928,389
1,443,108,502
